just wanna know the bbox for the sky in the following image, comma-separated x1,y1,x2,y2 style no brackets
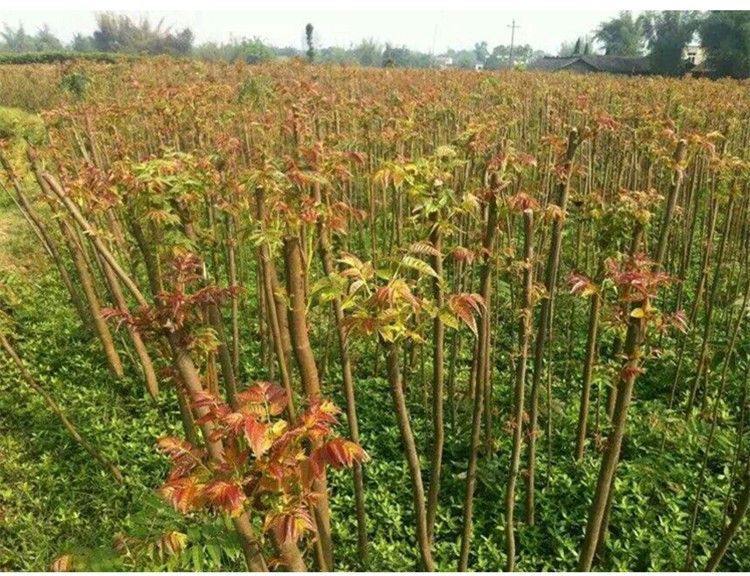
0,8,627,55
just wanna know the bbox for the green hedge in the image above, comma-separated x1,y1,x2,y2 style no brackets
0,52,126,65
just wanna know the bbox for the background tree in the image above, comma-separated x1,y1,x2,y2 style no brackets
473,41,489,67
33,25,63,51
483,44,533,69
93,12,193,55
595,11,644,56
559,37,591,57
485,44,510,69
558,40,576,56
381,43,431,68
641,10,701,76
235,37,276,64
352,39,382,66
71,33,95,52
0,24,34,52
700,11,750,79
319,45,356,65
305,23,315,62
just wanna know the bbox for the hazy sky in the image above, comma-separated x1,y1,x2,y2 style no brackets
1,9,627,54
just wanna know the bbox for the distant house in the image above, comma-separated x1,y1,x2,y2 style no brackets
682,45,705,66
527,55,652,75
682,45,713,77
435,55,453,70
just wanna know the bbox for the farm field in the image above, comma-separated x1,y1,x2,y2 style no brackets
0,58,749,572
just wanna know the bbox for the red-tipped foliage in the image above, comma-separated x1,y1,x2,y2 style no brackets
155,381,366,546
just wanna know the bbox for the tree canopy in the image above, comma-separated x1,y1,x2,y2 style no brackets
641,11,701,76
595,11,644,56
700,11,750,79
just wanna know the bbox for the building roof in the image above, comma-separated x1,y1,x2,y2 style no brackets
528,55,652,75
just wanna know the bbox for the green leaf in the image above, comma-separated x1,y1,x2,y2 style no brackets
191,545,203,571
631,307,645,318
206,543,222,568
401,255,439,279
439,309,460,329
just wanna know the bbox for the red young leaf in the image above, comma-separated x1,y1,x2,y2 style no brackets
448,293,486,337
156,436,204,479
244,416,270,457
204,480,246,516
160,476,206,513
237,381,289,416
156,436,196,459
451,246,475,264
311,437,369,475
268,509,316,544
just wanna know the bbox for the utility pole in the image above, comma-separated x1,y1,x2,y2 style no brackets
431,24,438,68
508,19,519,68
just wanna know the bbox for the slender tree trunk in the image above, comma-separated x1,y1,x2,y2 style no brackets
689,194,719,325
206,303,239,408
314,184,368,563
226,215,241,379
575,289,601,460
96,252,159,399
577,304,644,571
283,233,334,571
254,189,296,418
591,221,652,559
527,128,579,525
578,219,645,569
384,339,435,571
129,217,163,297
686,195,733,414
684,272,750,569
59,217,124,377
653,140,687,269
426,210,445,543
505,209,534,571
458,172,503,571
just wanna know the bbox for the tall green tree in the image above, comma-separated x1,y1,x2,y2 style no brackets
236,38,276,64
0,24,34,52
595,11,644,56
93,12,193,55
485,44,534,69
473,41,489,66
700,11,750,78
559,37,590,57
71,33,95,52
352,39,382,67
381,43,431,68
641,10,701,76
305,23,315,62
558,40,575,56
32,25,62,51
